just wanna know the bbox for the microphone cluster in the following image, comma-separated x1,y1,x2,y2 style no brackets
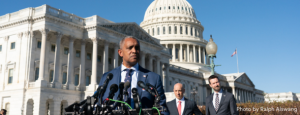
64,73,163,115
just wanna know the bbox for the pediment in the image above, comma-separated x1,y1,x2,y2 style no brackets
235,73,254,87
99,23,161,46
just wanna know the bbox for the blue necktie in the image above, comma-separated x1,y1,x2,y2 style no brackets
124,69,133,106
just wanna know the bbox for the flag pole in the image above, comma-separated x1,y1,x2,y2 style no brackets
236,48,239,73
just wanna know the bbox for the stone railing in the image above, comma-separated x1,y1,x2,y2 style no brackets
0,5,85,25
169,64,202,78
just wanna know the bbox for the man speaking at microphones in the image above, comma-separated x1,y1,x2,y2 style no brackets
98,36,167,111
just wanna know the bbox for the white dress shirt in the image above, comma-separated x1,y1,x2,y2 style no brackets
121,63,139,106
212,89,223,108
175,97,185,115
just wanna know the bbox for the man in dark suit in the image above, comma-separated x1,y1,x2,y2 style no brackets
98,36,167,109
0,109,7,115
205,75,238,115
167,83,202,115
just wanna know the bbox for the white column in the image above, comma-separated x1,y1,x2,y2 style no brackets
198,46,201,63
103,41,109,73
14,33,23,84
37,29,49,87
90,38,98,90
156,58,160,75
79,39,86,90
114,44,119,68
149,56,153,71
187,44,190,62
179,44,183,62
141,52,145,68
172,44,175,62
53,32,63,88
202,48,206,64
193,45,196,63
67,37,75,90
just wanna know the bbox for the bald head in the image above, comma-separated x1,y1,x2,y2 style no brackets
173,83,185,100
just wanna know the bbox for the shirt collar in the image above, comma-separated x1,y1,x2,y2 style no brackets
175,97,185,102
214,89,223,95
121,63,139,71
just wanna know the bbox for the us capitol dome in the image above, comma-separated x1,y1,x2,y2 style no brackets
140,0,210,72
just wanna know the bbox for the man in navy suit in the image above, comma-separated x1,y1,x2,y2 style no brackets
98,36,167,109
167,83,202,115
205,75,238,115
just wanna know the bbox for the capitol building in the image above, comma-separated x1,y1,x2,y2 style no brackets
0,0,264,115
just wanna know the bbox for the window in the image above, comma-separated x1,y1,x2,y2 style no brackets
87,53,91,60
152,28,155,36
37,41,41,48
164,7,165,10
64,48,69,55
169,6,170,9
51,45,55,52
62,72,67,84
76,50,80,58
160,7,161,10
0,45,2,52
169,26,171,34
175,48,179,59
108,58,112,64
86,76,91,86
191,27,193,35
49,70,54,82
173,6,175,9
97,55,101,62
182,7,183,10
180,26,182,34
195,29,197,36
75,74,79,86
178,6,179,9
169,48,172,55
8,69,13,84
163,27,165,34
169,81,172,85
186,27,188,34
11,42,15,49
157,27,160,35
35,68,39,81
174,26,177,34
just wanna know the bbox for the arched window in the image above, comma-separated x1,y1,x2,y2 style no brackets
75,74,79,86
169,6,170,9
186,26,188,34
180,26,182,34
157,27,160,35
163,27,165,34
62,72,67,84
195,29,197,36
176,48,179,59
160,7,161,10
153,28,155,36
174,26,177,34
191,27,193,35
182,7,183,10
164,7,166,10
169,26,171,34
173,6,175,9
178,6,179,9
156,8,157,11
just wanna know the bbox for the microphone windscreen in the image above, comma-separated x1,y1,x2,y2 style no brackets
107,73,113,80
119,82,124,89
110,84,118,92
124,81,131,88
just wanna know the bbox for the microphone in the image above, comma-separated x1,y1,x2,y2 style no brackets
123,81,131,96
132,88,141,111
117,82,125,100
108,84,118,99
138,81,156,96
146,83,161,107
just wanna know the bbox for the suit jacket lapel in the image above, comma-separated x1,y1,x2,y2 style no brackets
113,66,122,100
209,93,216,114
182,98,188,115
217,91,226,113
172,100,180,115
137,66,147,99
